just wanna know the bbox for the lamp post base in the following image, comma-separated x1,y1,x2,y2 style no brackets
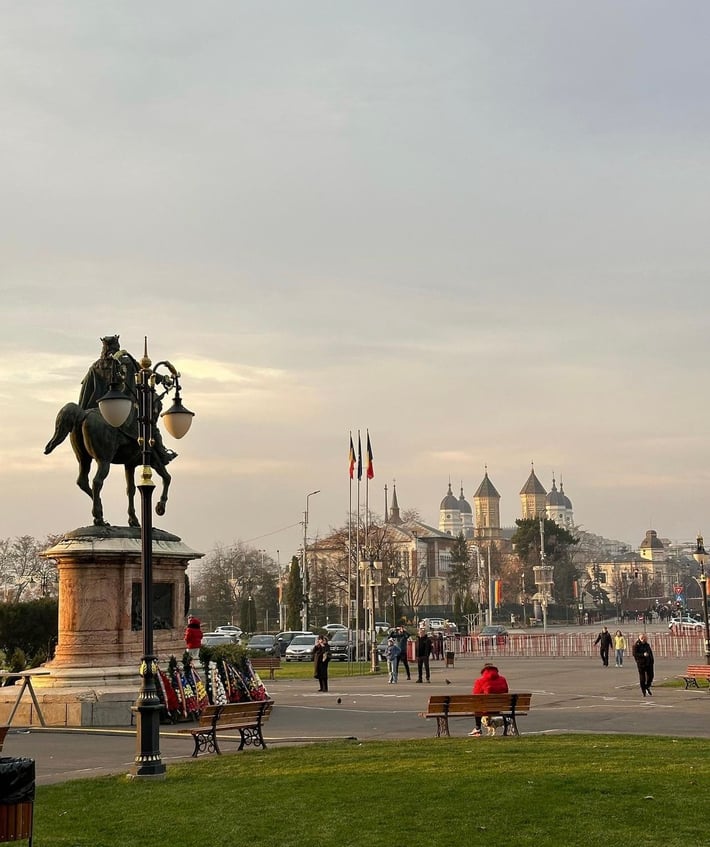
131,699,166,779
131,656,166,779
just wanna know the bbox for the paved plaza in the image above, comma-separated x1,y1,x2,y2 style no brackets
3,650,709,785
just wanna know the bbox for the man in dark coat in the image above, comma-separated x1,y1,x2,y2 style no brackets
313,635,331,692
415,627,432,683
632,633,655,696
594,626,613,666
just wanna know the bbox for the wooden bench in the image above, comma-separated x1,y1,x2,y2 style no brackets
250,656,281,680
678,665,710,690
424,693,532,738
179,700,274,757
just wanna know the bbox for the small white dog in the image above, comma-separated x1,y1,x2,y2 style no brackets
481,716,505,736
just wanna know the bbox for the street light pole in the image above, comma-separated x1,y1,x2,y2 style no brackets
359,550,382,672
302,490,320,630
98,338,194,778
388,568,400,627
692,535,710,665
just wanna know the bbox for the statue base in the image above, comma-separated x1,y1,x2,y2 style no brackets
42,525,202,669
3,525,205,726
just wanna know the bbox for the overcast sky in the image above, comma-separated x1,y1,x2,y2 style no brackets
2,1,710,562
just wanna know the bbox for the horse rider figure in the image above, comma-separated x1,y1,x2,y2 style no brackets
79,335,177,467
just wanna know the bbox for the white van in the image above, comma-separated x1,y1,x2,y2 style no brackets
420,618,458,633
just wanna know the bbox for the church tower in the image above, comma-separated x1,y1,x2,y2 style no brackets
458,484,474,539
473,467,501,540
388,481,403,525
520,463,547,519
439,481,462,536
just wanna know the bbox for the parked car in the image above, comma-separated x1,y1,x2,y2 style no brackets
285,633,318,662
323,623,348,632
420,618,459,633
246,634,279,656
477,625,509,646
202,632,237,647
669,616,703,631
375,621,391,634
328,630,355,661
275,630,312,657
215,625,243,638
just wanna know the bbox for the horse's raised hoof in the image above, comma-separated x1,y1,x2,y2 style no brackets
155,502,166,516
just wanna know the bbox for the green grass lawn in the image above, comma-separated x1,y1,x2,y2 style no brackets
35,735,710,847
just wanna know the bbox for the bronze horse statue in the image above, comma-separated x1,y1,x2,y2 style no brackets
45,347,174,527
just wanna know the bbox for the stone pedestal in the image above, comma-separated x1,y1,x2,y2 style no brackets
41,525,202,674
7,526,205,726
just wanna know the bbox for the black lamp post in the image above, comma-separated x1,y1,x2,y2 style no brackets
388,568,400,627
359,549,382,672
99,338,194,778
692,535,710,666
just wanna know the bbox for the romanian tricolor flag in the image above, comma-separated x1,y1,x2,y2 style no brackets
348,435,356,479
366,431,374,480
357,432,363,481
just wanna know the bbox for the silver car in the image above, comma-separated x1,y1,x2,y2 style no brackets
285,633,318,662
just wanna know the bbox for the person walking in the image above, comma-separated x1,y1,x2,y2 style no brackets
468,663,509,737
184,616,203,658
415,626,432,683
613,630,626,667
393,625,411,680
314,634,331,692
384,637,401,684
594,626,613,666
632,632,654,696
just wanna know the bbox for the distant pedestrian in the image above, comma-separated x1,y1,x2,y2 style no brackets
384,638,401,683
594,627,613,667
314,634,331,692
415,627,432,683
613,630,626,667
393,625,411,680
632,633,654,697
435,632,445,660
184,616,203,658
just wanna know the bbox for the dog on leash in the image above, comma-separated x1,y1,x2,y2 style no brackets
481,716,505,736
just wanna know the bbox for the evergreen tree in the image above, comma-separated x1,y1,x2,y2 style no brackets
285,556,303,629
447,532,471,618
511,518,578,602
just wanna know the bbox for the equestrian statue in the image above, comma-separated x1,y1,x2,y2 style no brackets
45,335,180,527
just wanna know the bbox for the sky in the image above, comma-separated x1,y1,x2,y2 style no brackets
2,1,710,564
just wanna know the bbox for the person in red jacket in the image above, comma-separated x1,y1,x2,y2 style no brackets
184,616,203,656
469,663,509,737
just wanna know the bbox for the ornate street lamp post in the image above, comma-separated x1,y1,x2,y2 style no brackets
359,550,382,673
388,568,400,627
302,490,320,630
692,535,710,665
98,338,194,778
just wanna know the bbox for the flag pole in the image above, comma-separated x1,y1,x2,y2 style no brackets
356,430,362,660
348,432,353,632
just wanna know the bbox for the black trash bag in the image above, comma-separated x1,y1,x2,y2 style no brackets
0,757,35,804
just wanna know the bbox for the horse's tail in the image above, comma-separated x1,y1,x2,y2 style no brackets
45,403,85,454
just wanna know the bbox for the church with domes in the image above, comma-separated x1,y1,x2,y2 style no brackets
434,464,575,539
